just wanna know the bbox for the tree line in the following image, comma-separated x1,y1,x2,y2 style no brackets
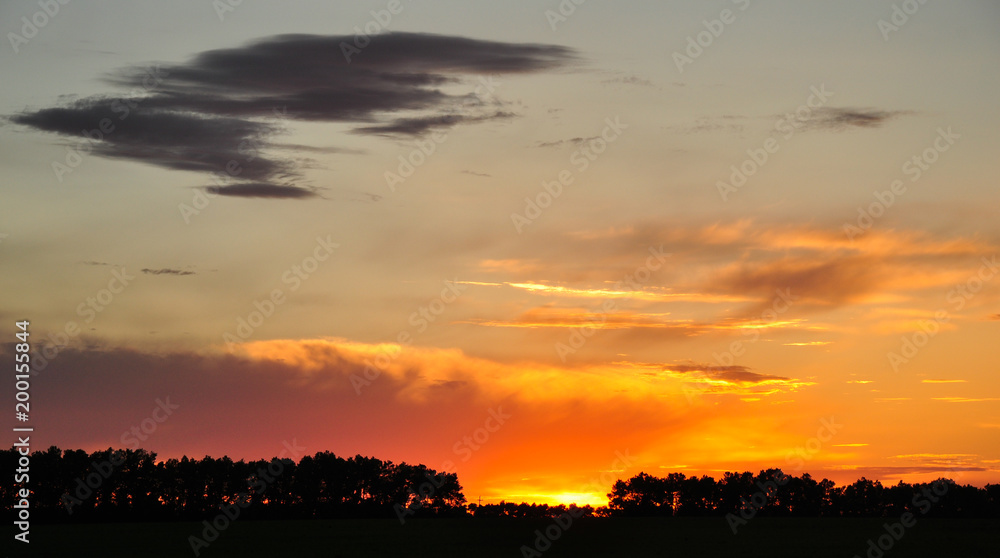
3,446,464,522
5,447,999,522
606,470,1000,519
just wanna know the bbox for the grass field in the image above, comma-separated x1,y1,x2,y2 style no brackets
9,517,1000,557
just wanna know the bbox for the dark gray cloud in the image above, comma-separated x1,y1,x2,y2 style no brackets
14,103,288,181
671,115,745,135
352,110,517,136
535,136,600,148
205,183,318,199
140,268,195,276
431,380,469,391
672,108,906,137
663,364,792,385
803,108,912,131
10,33,576,199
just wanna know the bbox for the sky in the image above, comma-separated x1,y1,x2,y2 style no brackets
1,0,999,506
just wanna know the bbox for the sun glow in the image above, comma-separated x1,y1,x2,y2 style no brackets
547,492,608,507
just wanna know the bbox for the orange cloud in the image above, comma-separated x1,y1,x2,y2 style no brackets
457,306,822,336
455,280,750,303
234,338,815,404
932,397,1000,403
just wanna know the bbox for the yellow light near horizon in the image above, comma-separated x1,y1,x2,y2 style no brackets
549,492,607,508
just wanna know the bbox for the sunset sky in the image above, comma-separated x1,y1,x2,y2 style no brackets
2,0,999,506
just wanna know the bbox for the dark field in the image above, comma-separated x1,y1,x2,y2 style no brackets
9,517,1000,557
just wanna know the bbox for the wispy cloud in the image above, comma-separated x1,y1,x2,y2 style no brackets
832,453,988,477
455,280,749,303
654,362,815,396
352,110,517,136
141,268,195,276
832,465,986,476
601,74,654,88
205,183,318,199
799,107,913,131
671,115,745,135
457,308,684,330
932,397,1000,403
534,136,600,148
458,306,814,336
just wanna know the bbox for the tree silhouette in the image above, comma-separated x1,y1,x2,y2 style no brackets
2,446,467,522
4,446,999,522
606,470,1000,518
